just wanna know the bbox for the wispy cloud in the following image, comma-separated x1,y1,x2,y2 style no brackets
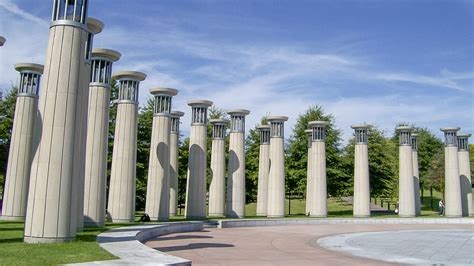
0,0,48,27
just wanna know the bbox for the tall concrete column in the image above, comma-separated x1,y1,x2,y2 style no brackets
267,116,288,218
73,18,104,232
24,0,91,243
208,119,228,217
169,111,184,216
304,129,312,216
397,126,415,217
256,125,270,216
83,49,121,227
226,109,250,218
351,124,371,218
145,88,178,221
440,127,462,217
411,133,421,216
107,71,147,223
185,100,213,219
1,63,43,221
0,36,5,46
458,133,473,217
309,121,329,217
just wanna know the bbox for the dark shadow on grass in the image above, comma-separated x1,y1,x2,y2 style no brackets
155,242,233,252
327,210,353,216
0,237,23,243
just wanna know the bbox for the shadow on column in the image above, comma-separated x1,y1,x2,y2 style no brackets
226,150,240,218
460,175,470,216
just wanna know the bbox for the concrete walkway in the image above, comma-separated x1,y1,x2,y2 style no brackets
145,224,472,265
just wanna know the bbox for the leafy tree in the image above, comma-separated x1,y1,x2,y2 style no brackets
415,127,444,192
285,106,349,198
245,116,268,203
136,98,154,210
0,87,17,201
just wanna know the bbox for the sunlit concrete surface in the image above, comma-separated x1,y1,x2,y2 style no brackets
145,224,472,265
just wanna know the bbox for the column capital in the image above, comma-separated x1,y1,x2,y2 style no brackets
411,133,418,151
0,36,5,46
210,119,229,140
113,71,147,82
396,126,414,146
309,120,329,142
113,71,146,104
150,88,178,115
257,125,271,144
92,48,121,62
268,116,288,138
15,63,44,97
457,132,471,151
228,109,250,133
440,127,460,147
170,111,184,133
86,17,104,35
351,124,371,144
188,99,213,125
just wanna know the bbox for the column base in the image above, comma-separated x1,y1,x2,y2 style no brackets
110,218,135,223
0,215,25,221
353,215,370,218
445,215,462,218
208,213,225,217
267,215,284,218
24,236,75,244
398,214,416,218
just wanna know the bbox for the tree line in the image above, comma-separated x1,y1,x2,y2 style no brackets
1,87,473,210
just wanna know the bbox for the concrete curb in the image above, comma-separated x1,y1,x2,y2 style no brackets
73,221,203,265
217,217,474,228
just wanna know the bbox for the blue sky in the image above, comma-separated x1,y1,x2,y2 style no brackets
0,0,472,142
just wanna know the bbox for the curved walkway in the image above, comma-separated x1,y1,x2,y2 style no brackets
318,229,474,265
145,223,473,265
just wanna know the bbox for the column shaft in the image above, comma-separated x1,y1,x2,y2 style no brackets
145,115,171,221
185,125,207,219
412,150,421,216
444,146,462,217
310,141,327,217
256,144,270,216
108,103,138,222
267,138,285,217
1,96,37,220
24,25,87,243
399,145,415,217
169,132,179,216
353,144,370,217
226,132,246,218
305,146,313,215
83,84,110,226
459,150,473,216
209,139,226,216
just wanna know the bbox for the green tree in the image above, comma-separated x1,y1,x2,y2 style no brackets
285,106,349,198
0,87,17,201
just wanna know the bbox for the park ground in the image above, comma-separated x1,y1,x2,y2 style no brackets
0,189,462,265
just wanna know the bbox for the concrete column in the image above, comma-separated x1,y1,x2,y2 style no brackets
82,49,121,227
457,133,473,216
0,36,5,46
256,125,270,216
107,71,147,223
411,134,421,216
24,0,91,243
226,109,250,218
73,18,104,232
169,111,184,216
145,88,178,221
309,121,329,217
351,124,371,218
440,127,462,217
185,100,213,219
397,126,415,217
208,119,228,217
304,129,312,216
267,116,288,218
1,63,43,221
